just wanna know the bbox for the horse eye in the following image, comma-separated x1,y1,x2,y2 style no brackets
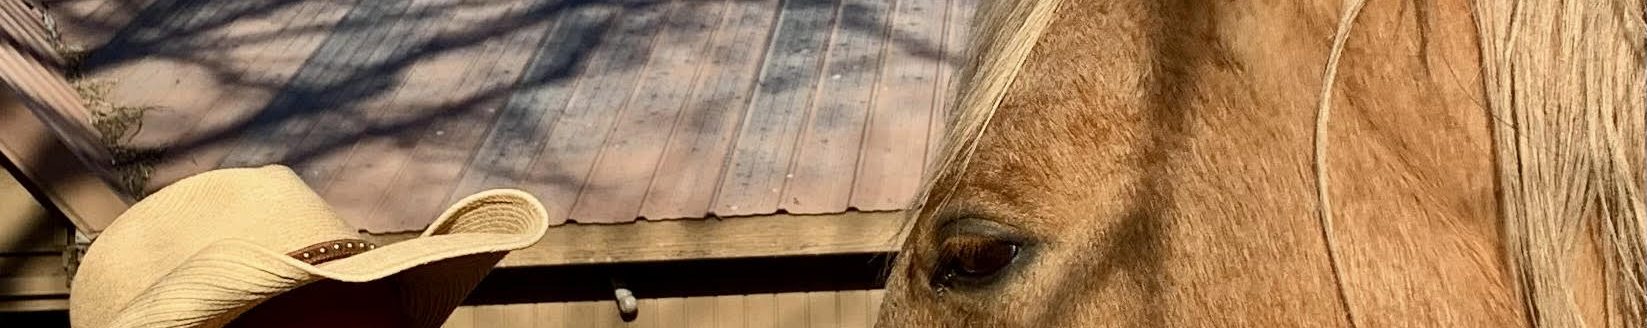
934,235,1020,288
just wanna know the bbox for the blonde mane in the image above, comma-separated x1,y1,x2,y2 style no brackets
923,0,1647,326
1473,0,1647,326
915,0,1063,211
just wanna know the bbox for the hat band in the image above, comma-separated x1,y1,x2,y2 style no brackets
286,239,377,265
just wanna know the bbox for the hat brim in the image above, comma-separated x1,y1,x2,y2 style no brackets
102,189,549,328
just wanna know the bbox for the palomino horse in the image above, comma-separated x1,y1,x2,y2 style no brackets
877,0,1644,327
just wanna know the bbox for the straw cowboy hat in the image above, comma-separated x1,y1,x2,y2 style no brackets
68,165,550,328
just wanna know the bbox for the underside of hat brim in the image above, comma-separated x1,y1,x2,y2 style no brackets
100,189,550,328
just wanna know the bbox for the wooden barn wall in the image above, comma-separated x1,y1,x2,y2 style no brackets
0,153,73,312
446,290,886,328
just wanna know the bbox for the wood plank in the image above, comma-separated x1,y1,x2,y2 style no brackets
806,292,839,328
838,290,871,328
439,292,890,328
711,0,840,217
0,253,65,278
850,0,947,210
653,297,684,328
780,0,893,214
520,3,667,223
628,297,655,328
775,292,809,328
488,211,907,267
713,295,745,328
561,302,594,328
685,295,717,328
449,2,607,203
505,303,541,328
867,289,885,327
438,290,895,326
539,302,568,328
0,82,127,234
0,164,66,253
565,301,621,328
341,0,548,232
570,0,728,222
0,276,69,297
639,0,780,220
745,293,778,328
0,298,67,312
443,306,476,328
473,303,537,328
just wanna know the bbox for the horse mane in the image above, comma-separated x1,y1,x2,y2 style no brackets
914,0,1063,211
1472,0,1647,326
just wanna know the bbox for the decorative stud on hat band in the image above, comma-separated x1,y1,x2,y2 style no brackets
285,239,378,265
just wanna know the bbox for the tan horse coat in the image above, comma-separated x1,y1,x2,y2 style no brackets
876,0,1644,327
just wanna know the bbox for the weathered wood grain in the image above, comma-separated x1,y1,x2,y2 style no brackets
714,295,744,328
775,292,810,328
807,291,840,327
471,303,538,328
867,289,885,326
493,211,907,267
442,306,476,328
746,293,779,328
449,291,884,328
839,289,872,328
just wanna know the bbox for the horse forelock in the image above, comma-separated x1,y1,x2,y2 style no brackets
915,0,1065,214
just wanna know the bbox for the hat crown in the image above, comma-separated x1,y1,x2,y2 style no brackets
103,166,361,257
